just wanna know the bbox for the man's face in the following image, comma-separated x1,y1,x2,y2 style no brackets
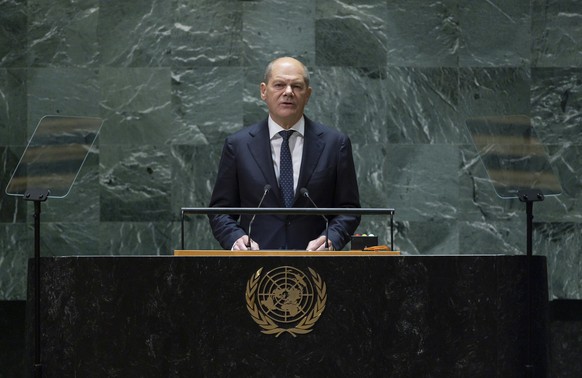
260,58,312,128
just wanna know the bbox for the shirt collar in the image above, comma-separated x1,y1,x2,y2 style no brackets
268,115,305,140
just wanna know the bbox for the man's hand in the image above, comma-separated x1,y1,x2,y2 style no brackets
231,235,259,251
306,235,334,251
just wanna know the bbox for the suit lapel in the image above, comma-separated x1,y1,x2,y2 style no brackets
296,117,325,202
247,120,281,204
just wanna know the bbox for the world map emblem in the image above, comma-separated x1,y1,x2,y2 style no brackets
245,266,327,337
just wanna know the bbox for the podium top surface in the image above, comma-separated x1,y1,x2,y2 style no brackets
174,250,401,257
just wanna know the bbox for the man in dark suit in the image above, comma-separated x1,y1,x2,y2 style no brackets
209,57,360,250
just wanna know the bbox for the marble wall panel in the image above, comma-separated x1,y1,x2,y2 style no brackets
180,219,221,250
100,144,172,222
170,143,223,250
384,67,462,144
98,0,171,67
303,66,461,144
374,144,459,222
27,0,100,67
316,0,387,66
458,67,531,120
308,67,388,144
532,67,582,145
170,144,221,212
385,0,459,67
243,0,315,69
459,219,526,256
0,223,31,300
0,146,27,223
535,222,582,299
171,67,244,145
0,0,27,67
395,220,460,256
41,221,100,256
99,67,172,145
173,0,243,67
0,0,581,302
0,69,28,145
243,65,271,126
98,221,176,255
532,0,582,67
458,0,531,67
26,68,100,135
536,144,582,223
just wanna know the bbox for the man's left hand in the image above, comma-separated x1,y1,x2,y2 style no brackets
306,235,334,251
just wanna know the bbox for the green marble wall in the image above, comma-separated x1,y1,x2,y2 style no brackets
1,0,581,300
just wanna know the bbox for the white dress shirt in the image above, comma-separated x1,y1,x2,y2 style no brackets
268,115,305,195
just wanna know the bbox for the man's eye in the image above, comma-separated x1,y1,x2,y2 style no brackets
273,83,284,89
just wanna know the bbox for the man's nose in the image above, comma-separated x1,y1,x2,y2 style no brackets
284,85,294,95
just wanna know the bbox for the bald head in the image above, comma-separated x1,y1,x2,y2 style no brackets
263,57,310,87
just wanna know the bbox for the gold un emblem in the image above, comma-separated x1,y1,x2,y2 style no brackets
246,266,327,337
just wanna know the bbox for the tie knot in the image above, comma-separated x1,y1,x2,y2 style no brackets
279,130,294,141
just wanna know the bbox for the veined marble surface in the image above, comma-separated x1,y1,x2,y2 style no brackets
1,0,581,300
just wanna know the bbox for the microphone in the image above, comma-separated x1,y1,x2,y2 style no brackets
299,188,329,249
247,184,271,248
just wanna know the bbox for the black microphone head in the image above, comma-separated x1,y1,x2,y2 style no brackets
299,187,309,197
263,184,271,192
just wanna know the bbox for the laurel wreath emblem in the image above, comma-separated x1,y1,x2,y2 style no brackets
245,267,327,337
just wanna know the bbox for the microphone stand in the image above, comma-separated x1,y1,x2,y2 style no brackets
180,207,396,251
299,188,329,249
247,185,271,249
323,218,329,249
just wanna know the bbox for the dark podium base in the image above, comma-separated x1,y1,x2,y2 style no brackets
27,254,549,377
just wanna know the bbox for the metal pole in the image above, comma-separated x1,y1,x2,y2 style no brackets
33,200,42,378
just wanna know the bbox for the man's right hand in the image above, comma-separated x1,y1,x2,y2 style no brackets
231,235,259,251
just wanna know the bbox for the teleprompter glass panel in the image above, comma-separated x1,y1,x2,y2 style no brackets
5,115,103,198
466,115,562,199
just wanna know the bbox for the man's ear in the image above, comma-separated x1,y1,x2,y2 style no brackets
260,82,267,100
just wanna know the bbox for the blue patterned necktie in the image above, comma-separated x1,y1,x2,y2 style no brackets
279,130,295,208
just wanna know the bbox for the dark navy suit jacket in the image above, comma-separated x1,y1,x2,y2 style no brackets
208,116,360,250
